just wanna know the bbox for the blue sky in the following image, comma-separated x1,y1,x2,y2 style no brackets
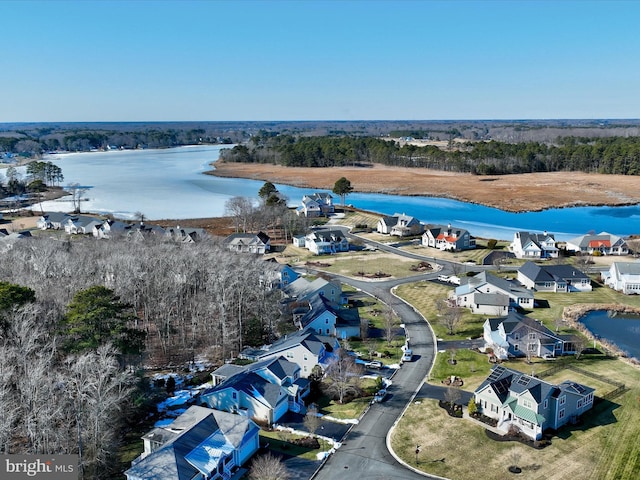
1,0,638,122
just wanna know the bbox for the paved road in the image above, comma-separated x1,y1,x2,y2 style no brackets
310,272,440,480
305,231,494,480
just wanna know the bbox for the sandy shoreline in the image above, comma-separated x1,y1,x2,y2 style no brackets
209,161,640,213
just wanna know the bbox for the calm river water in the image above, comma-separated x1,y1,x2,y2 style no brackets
32,145,640,241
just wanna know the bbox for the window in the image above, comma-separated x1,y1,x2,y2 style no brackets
528,333,536,340
522,399,532,409
514,344,519,351
303,354,308,361
326,329,330,334
559,409,565,420
514,333,520,340
232,392,237,400
286,351,293,359
559,395,566,406
528,343,536,352
325,318,329,324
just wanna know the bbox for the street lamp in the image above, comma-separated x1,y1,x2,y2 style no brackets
415,445,421,464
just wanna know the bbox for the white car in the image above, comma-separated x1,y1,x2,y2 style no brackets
364,360,383,369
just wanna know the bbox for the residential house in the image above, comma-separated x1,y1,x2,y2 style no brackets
92,219,131,239
63,215,103,235
125,405,259,480
223,232,270,254
282,276,344,305
483,311,578,360
601,262,640,294
262,262,300,289
292,235,306,248
0,230,32,251
452,271,534,314
518,261,592,292
239,328,339,378
565,232,629,256
474,365,594,440
166,226,209,243
303,229,349,255
510,231,559,259
296,193,333,217
37,211,71,230
201,356,310,424
126,222,166,241
423,224,475,251
294,294,361,339
375,213,423,237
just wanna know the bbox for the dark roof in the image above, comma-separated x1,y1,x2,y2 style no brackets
520,261,589,282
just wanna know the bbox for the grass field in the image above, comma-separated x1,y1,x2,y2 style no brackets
394,281,486,340
392,356,640,480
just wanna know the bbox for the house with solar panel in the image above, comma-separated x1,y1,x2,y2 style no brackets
565,232,629,256
125,405,259,480
474,365,594,441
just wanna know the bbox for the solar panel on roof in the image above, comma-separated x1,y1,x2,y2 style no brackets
516,375,532,387
488,365,506,382
571,383,586,394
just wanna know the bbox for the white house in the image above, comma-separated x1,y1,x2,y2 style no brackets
423,224,475,251
296,193,333,217
565,232,629,256
223,232,270,254
125,406,260,480
601,262,640,294
510,231,558,259
376,213,423,237
517,261,592,292
451,271,534,313
474,365,594,441
303,229,349,255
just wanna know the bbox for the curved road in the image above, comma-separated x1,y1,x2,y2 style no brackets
309,228,495,479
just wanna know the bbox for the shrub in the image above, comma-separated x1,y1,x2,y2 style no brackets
487,239,498,250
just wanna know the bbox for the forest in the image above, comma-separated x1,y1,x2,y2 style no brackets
220,134,640,175
0,235,284,478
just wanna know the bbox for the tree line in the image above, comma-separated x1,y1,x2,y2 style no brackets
0,128,234,157
0,235,285,477
221,134,640,175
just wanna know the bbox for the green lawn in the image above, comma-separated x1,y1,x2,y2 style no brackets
393,356,640,480
394,281,485,340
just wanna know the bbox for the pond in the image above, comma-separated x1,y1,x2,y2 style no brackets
579,310,640,360
27,145,640,241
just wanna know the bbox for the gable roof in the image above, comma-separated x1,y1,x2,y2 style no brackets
519,261,589,283
126,406,258,480
567,231,625,249
462,271,533,300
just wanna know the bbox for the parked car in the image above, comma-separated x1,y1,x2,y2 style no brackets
364,360,383,369
402,349,413,362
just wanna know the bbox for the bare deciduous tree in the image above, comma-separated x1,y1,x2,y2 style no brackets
383,308,400,346
439,305,463,335
248,453,290,480
323,349,363,404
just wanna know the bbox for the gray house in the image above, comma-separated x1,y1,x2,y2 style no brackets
518,261,592,292
474,365,594,440
423,224,475,251
483,311,578,360
125,406,260,480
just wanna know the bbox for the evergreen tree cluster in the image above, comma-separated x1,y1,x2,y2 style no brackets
222,134,640,175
